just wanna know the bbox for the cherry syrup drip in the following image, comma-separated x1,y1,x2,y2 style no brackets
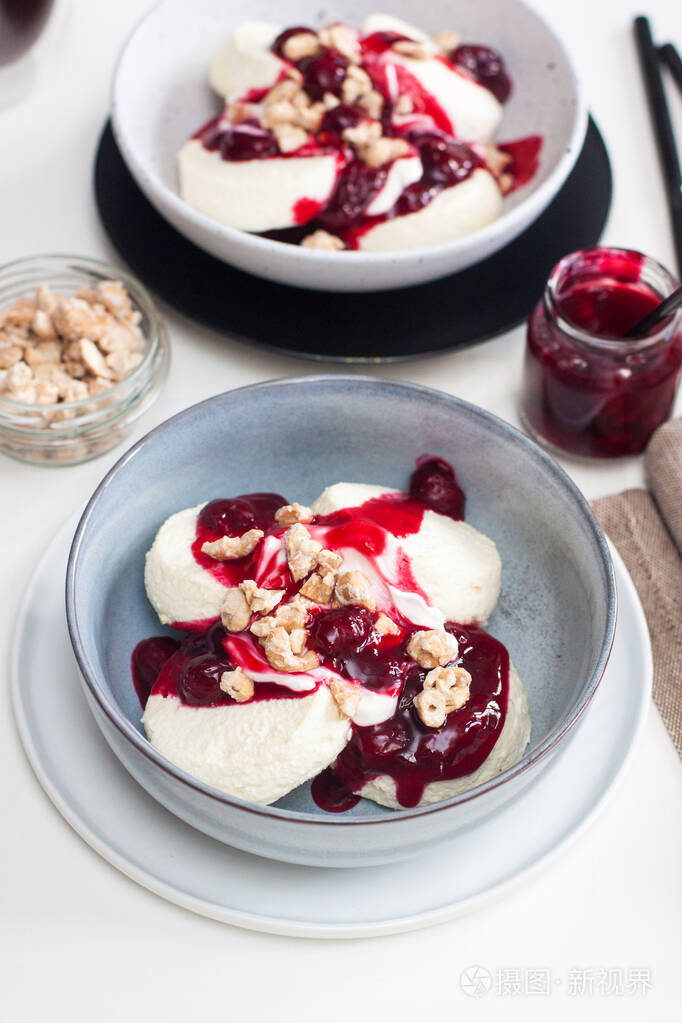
449,44,512,103
133,621,311,710
312,624,508,811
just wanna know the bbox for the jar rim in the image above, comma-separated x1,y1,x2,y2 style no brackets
0,254,166,423
544,246,680,352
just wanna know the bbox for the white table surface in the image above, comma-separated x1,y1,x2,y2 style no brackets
1,1,681,1018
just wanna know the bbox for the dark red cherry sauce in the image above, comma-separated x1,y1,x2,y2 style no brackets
521,248,682,458
313,623,508,811
133,458,510,811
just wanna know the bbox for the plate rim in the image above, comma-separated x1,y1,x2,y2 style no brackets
11,518,651,938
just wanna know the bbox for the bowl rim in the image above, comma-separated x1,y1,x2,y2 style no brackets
65,374,617,826
110,0,588,266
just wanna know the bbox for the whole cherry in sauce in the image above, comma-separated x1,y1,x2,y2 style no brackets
450,44,512,103
131,636,180,706
198,493,286,538
308,606,376,669
316,158,388,231
297,50,349,101
271,25,317,58
409,455,466,520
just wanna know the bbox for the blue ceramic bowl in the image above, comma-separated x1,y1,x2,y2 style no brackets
66,376,615,867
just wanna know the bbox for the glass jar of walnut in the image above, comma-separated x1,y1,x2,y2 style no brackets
0,255,169,465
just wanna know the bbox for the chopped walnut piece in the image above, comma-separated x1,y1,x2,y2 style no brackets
295,99,325,132
24,340,61,366
395,93,414,115
284,523,322,581
5,360,33,393
319,23,360,62
288,627,307,655
342,119,382,148
433,30,461,52
482,144,513,179
61,378,89,402
0,345,23,370
239,580,284,615
375,612,400,637
273,122,309,154
273,598,309,630
316,548,343,573
363,137,411,168
226,100,258,124
334,570,376,612
261,625,319,673
329,677,362,718
250,616,277,639
106,349,142,380
52,298,102,342
275,502,314,525
300,571,336,603
261,98,298,129
423,665,471,712
35,283,56,314
341,64,373,103
407,629,458,669
32,309,56,341
358,89,384,119
301,230,345,251
498,172,515,195
322,92,340,110
265,79,301,107
34,379,60,404
282,31,322,61
201,528,264,561
95,280,134,319
414,688,447,728
220,588,252,632
392,39,432,59
219,667,255,703
80,338,113,379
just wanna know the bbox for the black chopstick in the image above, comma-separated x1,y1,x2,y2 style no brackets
660,42,682,95
633,16,682,276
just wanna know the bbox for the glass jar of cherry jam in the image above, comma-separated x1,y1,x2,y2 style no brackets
519,248,682,458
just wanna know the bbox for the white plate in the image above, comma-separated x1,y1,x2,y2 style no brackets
12,517,650,938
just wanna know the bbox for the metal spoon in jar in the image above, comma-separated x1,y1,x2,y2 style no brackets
625,283,682,337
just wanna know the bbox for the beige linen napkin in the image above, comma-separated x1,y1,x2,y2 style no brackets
591,419,682,758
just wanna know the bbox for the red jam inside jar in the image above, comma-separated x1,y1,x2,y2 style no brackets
520,248,682,458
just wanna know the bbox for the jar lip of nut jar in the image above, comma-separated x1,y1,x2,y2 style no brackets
0,254,169,465
544,246,681,352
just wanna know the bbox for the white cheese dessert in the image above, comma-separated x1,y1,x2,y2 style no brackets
133,457,530,810
176,13,541,251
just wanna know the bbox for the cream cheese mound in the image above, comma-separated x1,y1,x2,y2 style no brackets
143,685,351,805
357,169,502,251
357,663,531,808
177,141,340,232
311,482,501,624
144,504,228,626
209,20,284,98
360,13,503,142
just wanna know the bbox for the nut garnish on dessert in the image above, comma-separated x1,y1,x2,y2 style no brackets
283,522,323,580
334,570,376,612
274,502,314,524
201,528,264,560
219,667,255,702
407,628,458,668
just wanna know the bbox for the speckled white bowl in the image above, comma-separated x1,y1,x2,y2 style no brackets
111,0,586,292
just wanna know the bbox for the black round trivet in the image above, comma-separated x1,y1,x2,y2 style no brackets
94,117,611,362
